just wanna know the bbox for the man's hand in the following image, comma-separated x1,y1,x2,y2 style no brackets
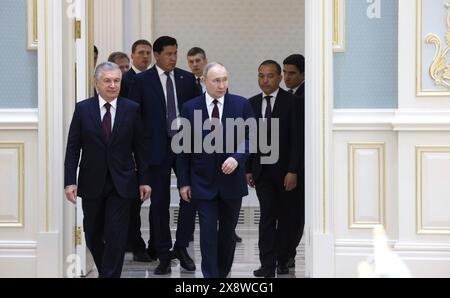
246,173,255,188
284,173,298,192
65,185,78,204
222,157,238,175
139,185,152,202
180,186,192,203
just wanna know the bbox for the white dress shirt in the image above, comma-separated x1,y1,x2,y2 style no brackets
196,76,207,94
131,64,151,74
261,89,279,119
156,65,180,117
99,96,117,131
290,81,305,94
206,92,224,121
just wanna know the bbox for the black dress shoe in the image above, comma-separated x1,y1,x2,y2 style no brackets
253,266,275,278
235,233,242,243
286,257,295,268
132,251,152,262
277,264,290,275
174,246,196,271
154,259,171,275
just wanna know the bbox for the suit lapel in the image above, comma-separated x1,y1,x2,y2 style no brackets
174,68,185,111
149,66,166,107
88,97,105,143
272,89,284,118
109,98,127,144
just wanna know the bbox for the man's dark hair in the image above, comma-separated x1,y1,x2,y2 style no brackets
108,52,130,63
259,60,282,75
131,39,152,54
153,36,178,53
94,45,98,55
283,54,305,74
187,47,206,59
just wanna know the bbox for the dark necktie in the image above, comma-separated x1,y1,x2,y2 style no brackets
264,96,272,119
211,99,220,130
102,103,112,143
165,71,177,138
288,89,294,94
264,96,272,146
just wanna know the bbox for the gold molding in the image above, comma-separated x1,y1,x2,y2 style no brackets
348,143,386,230
26,0,38,50
333,0,346,52
416,146,450,235
416,0,450,96
0,143,25,228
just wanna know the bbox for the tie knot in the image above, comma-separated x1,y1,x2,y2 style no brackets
104,103,111,111
264,96,272,102
213,99,219,105
288,89,294,94
164,71,171,77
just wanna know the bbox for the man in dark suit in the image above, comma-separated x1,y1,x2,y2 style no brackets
177,62,255,278
246,60,300,278
186,47,244,244
64,62,151,278
187,47,208,95
108,52,130,75
119,40,152,98
113,40,154,263
128,36,199,275
283,54,305,269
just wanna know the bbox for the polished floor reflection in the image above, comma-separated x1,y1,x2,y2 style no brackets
88,229,305,278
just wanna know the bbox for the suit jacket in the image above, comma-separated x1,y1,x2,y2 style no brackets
64,96,149,199
177,94,255,200
128,66,199,169
246,88,300,184
119,68,137,98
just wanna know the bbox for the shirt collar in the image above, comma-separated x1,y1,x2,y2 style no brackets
131,64,150,74
263,88,279,100
205,92,224,106
292,81,305,94
156,65,174,77
98,95,117,110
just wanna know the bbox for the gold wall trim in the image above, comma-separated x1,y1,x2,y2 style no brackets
26,0,38,50
416,0,450,96
0,143,25,228
348,143,386,230
416,146,450,235
333,0,345,52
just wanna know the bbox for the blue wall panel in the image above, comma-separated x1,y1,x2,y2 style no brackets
334,0,398,109
0,0,38,108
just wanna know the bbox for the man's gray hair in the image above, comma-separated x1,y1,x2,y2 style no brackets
203,62,226,78
94,62,121,80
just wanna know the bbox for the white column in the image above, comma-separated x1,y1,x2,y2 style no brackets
36,0,71,277
123,0,153,55
305,0,335,277
94,0,124,62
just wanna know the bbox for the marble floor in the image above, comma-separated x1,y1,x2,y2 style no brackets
87,229,305,278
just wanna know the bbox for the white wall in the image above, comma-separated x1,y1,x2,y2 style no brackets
153,0,305,98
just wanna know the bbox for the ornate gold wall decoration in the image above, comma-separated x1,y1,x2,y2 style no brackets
425,3,450,89
333,0,346,52
26,0,38,50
